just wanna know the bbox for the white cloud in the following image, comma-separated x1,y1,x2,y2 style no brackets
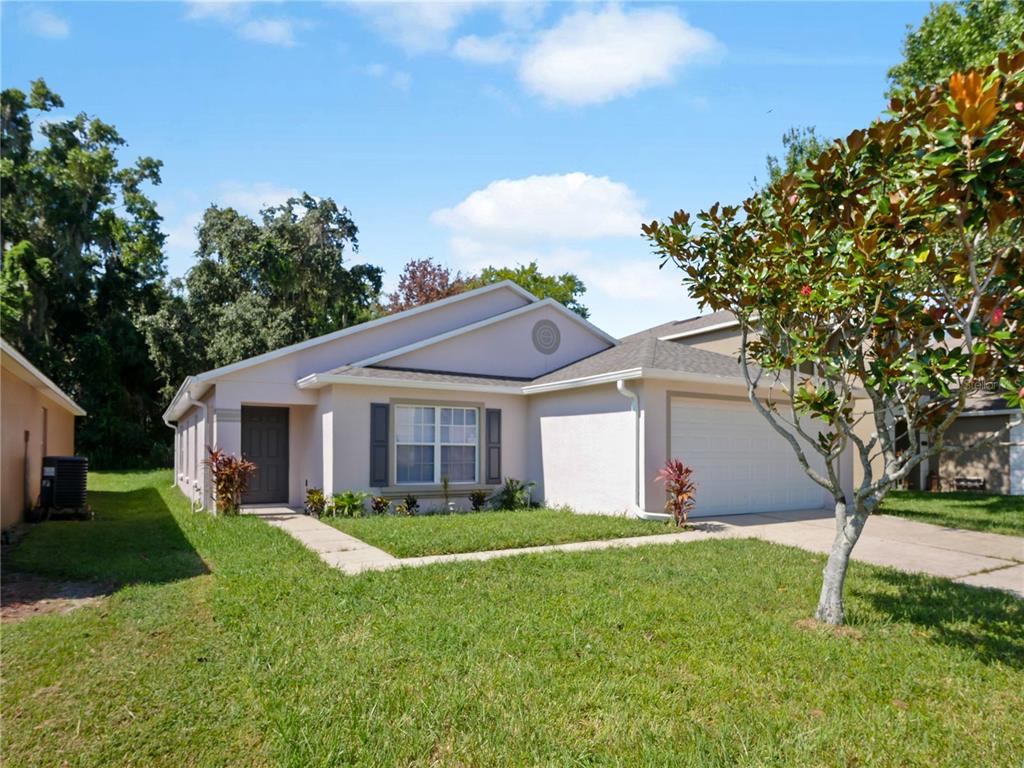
519,5,721,106
352,1,475,53
219,181,300,217
184,2,311,47
184,1,249,23
364,63,412,91
432,172,645,241
21,6,70,39
453,34,515,64
238,18,301,47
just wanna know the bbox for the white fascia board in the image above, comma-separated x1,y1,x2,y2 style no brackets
184,280,539,384
521,368,645,394
349,298,618,370
1,338,86,416
958,409,1020,418
657,319,740,342
298,373,525,395
162,376,213,423
522,366,748,395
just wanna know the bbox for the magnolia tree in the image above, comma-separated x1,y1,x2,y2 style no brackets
644,52,1024,625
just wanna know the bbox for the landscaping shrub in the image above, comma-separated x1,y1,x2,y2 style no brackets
399,494,419,516
305,487,327,519
655,459,697,527
203,448,257,516
370,496,391,516
469,489,488,512
332,490,370,518
490,478,535,510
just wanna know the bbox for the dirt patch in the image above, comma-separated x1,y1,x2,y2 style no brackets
794,617,864,640
1,572,115,624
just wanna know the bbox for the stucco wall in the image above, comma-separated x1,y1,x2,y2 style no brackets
686,327,744,357
325,384,528,507
1,367,76,529
527,384,635,514
383,303,611,379
219,285,530,385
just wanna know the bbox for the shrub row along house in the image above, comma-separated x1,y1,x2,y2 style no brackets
164,282,1023,516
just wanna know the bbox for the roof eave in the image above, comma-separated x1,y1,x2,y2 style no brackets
0,338,86,416
298,372,525,395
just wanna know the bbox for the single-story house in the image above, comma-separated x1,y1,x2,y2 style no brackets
1,338,86,530
165,281,861,517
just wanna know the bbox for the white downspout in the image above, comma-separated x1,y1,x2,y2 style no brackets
162,413,178,488
616,379,671,522
182,392,209,512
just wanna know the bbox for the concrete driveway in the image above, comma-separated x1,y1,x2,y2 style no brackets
711,509,1024,598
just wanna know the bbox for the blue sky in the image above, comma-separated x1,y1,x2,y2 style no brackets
2,1,928,336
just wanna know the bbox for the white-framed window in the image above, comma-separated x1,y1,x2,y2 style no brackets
394,405,478,484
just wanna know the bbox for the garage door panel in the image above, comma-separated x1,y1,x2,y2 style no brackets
670,397,825,516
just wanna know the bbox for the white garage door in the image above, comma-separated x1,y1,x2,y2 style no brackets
669,397,827,516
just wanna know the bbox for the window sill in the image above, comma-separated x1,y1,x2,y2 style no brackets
377,484,496,498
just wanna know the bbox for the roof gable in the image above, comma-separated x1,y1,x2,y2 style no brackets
342,299,616,380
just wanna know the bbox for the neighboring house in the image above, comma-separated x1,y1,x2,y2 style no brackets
936,396,1023,495
163,281,852,517
1,338,86,529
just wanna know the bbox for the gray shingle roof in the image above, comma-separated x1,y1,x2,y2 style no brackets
319,315,748,391
529,335,745,386
622,310,736,341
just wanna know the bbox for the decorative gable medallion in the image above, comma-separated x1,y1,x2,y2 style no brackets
532,319,561,355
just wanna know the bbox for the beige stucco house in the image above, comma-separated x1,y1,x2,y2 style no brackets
1,338,86,530
166,281,853,517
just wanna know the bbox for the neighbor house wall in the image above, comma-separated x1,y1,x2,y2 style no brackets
685,327,744,357
327,383,528,507
526,384,635,514
939,415,1011,494
1,366,76,529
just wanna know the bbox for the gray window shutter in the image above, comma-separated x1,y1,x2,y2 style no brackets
370,403,389,486
485,408,501,484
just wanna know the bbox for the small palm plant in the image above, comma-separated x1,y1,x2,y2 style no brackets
655,459,697,527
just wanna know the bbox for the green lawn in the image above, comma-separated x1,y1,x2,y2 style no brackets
2,470,1022,767
324,507,673,557
881,490,1024,537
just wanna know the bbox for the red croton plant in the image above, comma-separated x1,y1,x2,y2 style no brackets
655,459,697,527
644,51,1024,625
204,447,257,516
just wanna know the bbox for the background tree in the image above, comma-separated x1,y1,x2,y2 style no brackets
762,126,830,188
468,261,590,318
1,79,169,467
383,257,469,313
645,53,1024,625
143,197,381,400
888,0,1024,93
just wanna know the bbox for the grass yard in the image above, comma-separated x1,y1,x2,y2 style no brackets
881,490,1024,537
324,507,673,557
2,470,1022,767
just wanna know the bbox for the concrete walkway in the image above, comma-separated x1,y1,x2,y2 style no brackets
245,508,398,574
245,506,1023,597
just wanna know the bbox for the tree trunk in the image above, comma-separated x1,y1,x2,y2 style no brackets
815,500,868,626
